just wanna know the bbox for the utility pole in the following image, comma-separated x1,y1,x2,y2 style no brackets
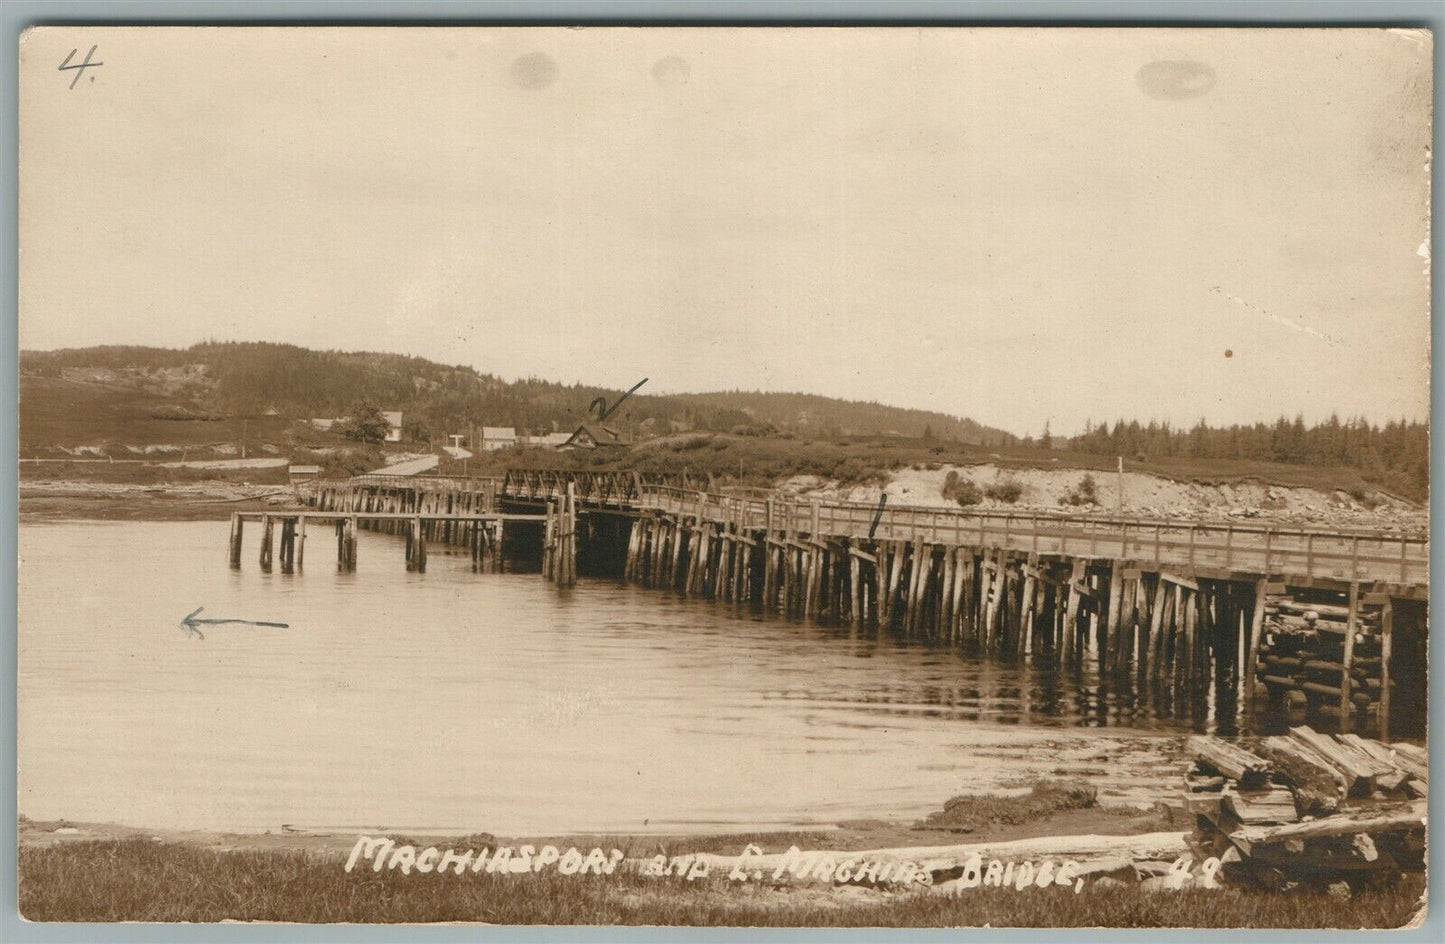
1117,456,1124,514
242,419,248,460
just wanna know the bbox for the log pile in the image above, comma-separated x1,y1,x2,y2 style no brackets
1184,730,1426,891
1256,591,1392,733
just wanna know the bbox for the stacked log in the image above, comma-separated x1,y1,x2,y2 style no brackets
1256,592,1390,730
1185,730,1426,891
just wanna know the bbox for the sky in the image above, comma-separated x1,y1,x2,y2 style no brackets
19,27,1432,437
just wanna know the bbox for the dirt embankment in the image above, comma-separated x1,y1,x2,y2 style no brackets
781,464,1425,529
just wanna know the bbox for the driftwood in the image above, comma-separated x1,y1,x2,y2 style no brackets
1188,731,1424,886
1288,727,1393,795
1262,736,1348,798
1188,736,1272,786
1337,735,1410,791
1389,743,1428,780
1230,800,1426,848
1222,785,1298,826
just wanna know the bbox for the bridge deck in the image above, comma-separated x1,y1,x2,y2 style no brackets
238,511,541,522
631,486,1427,588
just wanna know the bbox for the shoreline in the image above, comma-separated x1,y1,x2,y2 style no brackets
17,809,1426,928
18,786,1184,857
20,480,306,522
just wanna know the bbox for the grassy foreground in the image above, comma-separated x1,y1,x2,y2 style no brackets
19,839,1426,927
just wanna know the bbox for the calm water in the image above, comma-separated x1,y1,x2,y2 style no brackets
20,520,1189,835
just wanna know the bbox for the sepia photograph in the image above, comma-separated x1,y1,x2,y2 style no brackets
14,21,1434,929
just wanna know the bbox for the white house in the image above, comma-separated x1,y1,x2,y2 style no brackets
480,427,517,451
382,411,404,443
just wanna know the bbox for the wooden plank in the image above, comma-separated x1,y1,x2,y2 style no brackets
1230,800,1425,846
1189,736,1273,785
1160,571,1200,592
1390,742,1428,768
1288,726,1393,794
1337,735,1410,791
1222,784,1299,825
1262,735,1349,797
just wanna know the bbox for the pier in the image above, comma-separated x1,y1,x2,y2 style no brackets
235,468,1427,737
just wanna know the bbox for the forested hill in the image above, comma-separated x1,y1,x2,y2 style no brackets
18,342,1011,443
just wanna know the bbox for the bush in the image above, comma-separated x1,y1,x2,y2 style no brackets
1064,473,1098,506
335,402,391,444
984,480,1023,503
953,480,983,506
941,469,960,499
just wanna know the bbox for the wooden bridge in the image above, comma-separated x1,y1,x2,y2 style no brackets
632,485,1428,591
255,467,1428,737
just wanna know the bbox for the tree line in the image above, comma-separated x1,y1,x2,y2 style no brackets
1058,415,1428,497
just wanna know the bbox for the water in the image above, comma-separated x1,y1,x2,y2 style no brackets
20,520,1190,835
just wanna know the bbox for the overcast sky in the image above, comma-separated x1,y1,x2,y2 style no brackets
20,27,1431,436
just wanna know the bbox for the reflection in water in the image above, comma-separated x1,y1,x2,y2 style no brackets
21,521,1198,835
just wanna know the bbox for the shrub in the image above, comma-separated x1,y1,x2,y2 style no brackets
941,469,960,499
984,480,1023,503
335,402,391,444
1347,487,1383,510
953,480,983,506
1064,473,1098,506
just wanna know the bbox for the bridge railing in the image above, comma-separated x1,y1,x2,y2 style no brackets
344,473,503,492
635,484,1429,587
499,469,695,506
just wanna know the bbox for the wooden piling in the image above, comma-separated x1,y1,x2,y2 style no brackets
228,513,243,569
1341,581,1358,732
259,515,274,572
279,518,295,574
1379,597,1393,740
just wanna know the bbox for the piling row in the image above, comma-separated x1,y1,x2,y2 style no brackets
541,483,579,587
238,472,1422,737
310,479,506,573
314,480,498,555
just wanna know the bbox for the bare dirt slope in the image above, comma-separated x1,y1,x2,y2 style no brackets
781,464,1424,528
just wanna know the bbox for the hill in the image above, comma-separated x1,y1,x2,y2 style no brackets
18,342,1014,452
19,343,1427,505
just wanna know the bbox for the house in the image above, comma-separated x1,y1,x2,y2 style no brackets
310,418,336,431
382,411,404,443
519,431,572,449
261,405,281,417
288,464,321,483
480,427,517,451
561,423,631,450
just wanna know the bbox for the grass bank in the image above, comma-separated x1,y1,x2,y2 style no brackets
18,838,1424,927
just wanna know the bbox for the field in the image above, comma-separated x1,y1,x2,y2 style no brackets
18,838,1425,927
